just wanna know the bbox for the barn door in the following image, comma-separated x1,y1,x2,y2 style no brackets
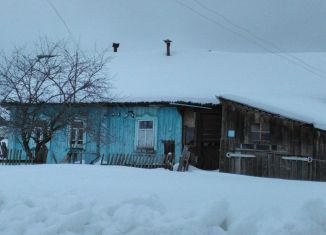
196,110,221,170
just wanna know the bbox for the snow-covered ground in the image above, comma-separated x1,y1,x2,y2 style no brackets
0,165,325,235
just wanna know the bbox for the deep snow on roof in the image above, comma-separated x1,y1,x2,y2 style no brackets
219,94,326,129
109,50,326,130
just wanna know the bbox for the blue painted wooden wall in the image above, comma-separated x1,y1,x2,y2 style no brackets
103,106,182,159
9,105,183,164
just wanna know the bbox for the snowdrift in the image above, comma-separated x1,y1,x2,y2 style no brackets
0,165,326,235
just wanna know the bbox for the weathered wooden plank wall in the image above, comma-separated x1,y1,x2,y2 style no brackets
226,154,326,181
219,99,326,181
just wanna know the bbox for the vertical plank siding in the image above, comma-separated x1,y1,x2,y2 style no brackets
225,153,326,181
7,105,182,165
103,106,182,163
219,99,326,181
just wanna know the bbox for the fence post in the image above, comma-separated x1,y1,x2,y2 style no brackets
11,149,15,165
31,151,34,165
80,152,82,164
14,150,18,165
19,150,22,165
13,150,15,165
100,154,103,165
107,154,111,165
6,149,10,165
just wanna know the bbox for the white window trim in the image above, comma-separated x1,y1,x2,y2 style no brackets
32,120,48,142
33,127,44,142
67,119,86,149
134,115,158,151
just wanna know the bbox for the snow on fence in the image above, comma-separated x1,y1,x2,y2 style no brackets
100,154,173,169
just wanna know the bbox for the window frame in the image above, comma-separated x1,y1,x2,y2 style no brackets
250,122,270,143
67,119,86,149
34,127,44,142
32,120,48,143
134,115,157,151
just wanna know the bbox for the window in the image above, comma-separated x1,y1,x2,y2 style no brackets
251,123,270,143
137,120,154,149
34,127,43,142
33,120,48,142
70,120,85,148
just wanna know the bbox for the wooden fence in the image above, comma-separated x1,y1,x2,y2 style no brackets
62,152,100,164
0,149,35,165
0,149,175,169
100,154,174,169
225,151,326,181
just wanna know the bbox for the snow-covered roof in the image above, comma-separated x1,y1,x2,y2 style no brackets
108,50,326,130
218,95,322,127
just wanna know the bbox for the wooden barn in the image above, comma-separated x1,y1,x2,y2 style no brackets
217,96,326,181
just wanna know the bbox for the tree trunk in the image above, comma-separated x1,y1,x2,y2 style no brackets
22,137,33,162
34,141,49,164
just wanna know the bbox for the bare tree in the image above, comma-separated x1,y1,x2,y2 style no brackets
0,40,112,163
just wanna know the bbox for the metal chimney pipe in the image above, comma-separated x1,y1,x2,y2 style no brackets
112,43,120,52
164,39,172,56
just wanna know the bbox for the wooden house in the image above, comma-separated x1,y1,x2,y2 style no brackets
6,49,326,181
7,95,326,181
7,101,221,167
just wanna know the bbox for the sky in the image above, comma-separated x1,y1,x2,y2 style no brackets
1,0,326,53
